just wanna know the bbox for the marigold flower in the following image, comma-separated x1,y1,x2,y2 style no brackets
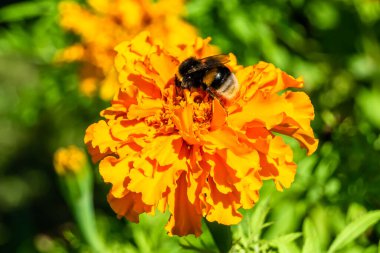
54,145,87,175
84,32,318,237
58,0,198,100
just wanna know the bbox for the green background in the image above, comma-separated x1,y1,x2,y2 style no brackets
0,0,380,252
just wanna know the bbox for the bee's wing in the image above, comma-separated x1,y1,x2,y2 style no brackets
187,54,230,74
200,54,230,64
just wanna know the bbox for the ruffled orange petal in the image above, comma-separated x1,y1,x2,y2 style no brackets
272,91,319,155
84,121,118,162
202,127,250,155
234,170,262,209
172,104,198,145
166,172,203,237
101,88,138,120
144,135,183,166
228,92,286,130
218,149,262,209
127,136,187,206
204,178,242,225
99,156,132,198
149,52,179,90
229,64,318,156
249,61,304,94
210,99,227,130
127,99,163,120
108,191,152,223
206,153,238,194
258,136,297,191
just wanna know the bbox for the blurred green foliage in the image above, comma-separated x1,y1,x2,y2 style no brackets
1,0,380,252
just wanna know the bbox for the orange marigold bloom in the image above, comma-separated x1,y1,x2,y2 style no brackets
58,0,198,100
84,32,318,237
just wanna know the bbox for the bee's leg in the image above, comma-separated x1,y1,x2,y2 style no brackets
205,87,226,110
174,75,181,87
204,86,215,99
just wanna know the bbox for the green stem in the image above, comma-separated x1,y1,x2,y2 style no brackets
205,220,232,253
60,166,104,252
71,181,104,252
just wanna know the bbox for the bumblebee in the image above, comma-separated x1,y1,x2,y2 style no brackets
174,54,239,102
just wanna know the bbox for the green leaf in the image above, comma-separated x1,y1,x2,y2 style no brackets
271,232,302,253
277,242,295,253
327,211,380,253
250,196,270,240
273,232,302,243
274,240,301,253
302,218,321,253
265,201,300,239
0,1,52,22
133,229,151,253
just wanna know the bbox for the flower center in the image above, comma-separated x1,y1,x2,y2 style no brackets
145,86,214,135
176,88,213,126
189,93,213,127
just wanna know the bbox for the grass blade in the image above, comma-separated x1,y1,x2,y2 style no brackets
302,218,321,253
327,210,380,253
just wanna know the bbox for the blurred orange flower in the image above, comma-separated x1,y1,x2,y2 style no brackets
54,145,87,175
84,32,318,236
58,0,198,100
